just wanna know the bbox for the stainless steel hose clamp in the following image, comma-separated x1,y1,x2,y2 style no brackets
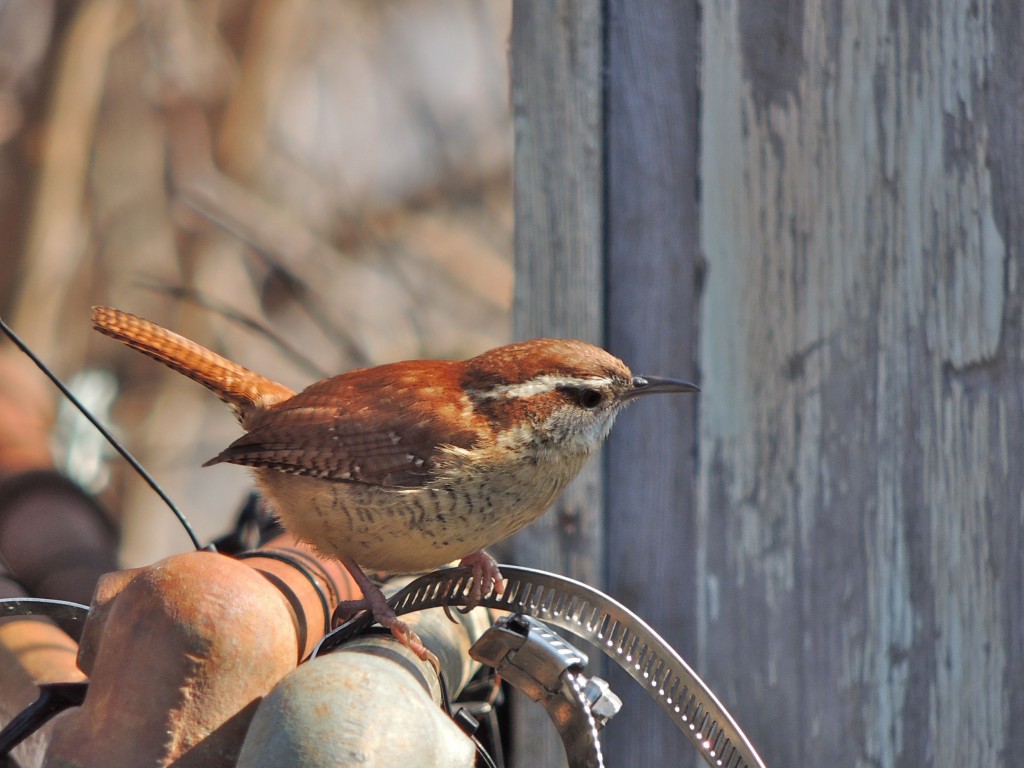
314,565,767,768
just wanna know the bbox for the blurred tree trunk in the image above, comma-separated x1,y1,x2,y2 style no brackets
700,1,1024,765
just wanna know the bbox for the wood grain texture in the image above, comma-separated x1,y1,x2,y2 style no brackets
507,1,603,765
700,1,1023,765
507,0,604,589
604,1,701,765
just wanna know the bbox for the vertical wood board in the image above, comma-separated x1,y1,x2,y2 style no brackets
508,2,604,765
699,1,1023,765
604,1,701,765
508,0,604,585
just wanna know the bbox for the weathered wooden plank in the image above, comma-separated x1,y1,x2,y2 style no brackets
507,2,604,765
604,1,701,766
507,0,604,591
700,1,1023,765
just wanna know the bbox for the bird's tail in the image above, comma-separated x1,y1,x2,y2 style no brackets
92,306,295,424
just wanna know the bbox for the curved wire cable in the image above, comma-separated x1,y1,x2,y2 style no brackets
0,316,205,551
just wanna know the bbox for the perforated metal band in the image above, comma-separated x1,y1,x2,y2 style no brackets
312,565,766,768
0,597,90,625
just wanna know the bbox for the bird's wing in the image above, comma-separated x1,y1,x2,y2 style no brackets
203,364,481,489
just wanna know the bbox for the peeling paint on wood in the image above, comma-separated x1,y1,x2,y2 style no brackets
700,1,1022,765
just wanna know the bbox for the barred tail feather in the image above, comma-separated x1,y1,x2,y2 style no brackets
91,306,295,423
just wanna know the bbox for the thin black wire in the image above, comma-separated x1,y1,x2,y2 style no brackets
437,671,499,768
0,316,205,552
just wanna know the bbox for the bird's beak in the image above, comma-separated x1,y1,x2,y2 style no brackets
621,375,700,401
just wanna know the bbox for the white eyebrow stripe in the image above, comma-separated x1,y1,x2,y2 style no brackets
475,375,614,400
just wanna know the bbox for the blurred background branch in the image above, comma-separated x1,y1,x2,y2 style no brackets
0,0,513,566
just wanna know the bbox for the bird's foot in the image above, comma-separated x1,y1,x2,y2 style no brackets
457,550,504,613
332,560,439,670
331,597,370,626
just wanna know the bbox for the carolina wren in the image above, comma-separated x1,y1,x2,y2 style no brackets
92,306,698,660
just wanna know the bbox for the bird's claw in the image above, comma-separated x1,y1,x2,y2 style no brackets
456,551,505,614
330,576,438,669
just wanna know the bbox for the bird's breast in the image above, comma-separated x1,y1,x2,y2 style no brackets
252,450,590,573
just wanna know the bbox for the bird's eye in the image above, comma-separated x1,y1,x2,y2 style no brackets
573,387,604,409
